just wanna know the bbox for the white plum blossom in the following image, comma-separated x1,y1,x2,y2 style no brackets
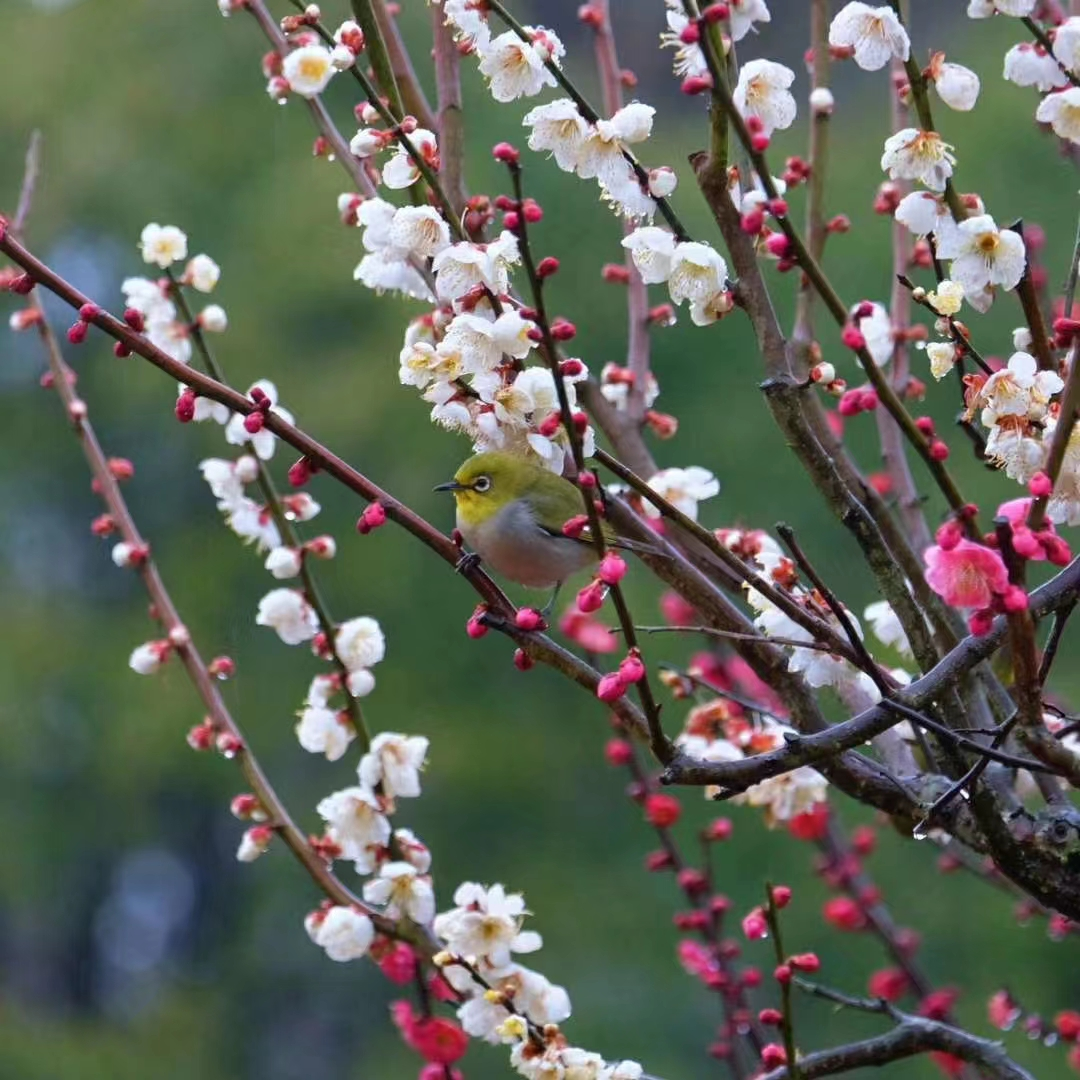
864,600,914,659
937,215,1025,312
255,588,319,645
523,98,591,171
644,466,720,521
353,251,433,301
666,243,729,305
308,906,374,961
728,0,772,40
296,704,355,762
733,59,797,137
399,339,464,390
357,732,429,799
925,279,965,317
434,882,543,968
984,421,1046,483
362,861,435,923
185,253,220,292
1055,14,1080,72
576,103,655,186
660,0,708,78
223,497,282,552
392,828,432,873
387,205,451,259
236,828,271,862
477,28,562,102
224,380,294,460
442,0,491,51
881,128,955,190
433,231,520,303
829,3,910,71
198,304,228,333
858,302,894,367
146,318,192,365
732,765,829,823
121,276,175,325
140,224,188,269
282,44,335,98
129,641,167,675
925,340,958,380
317,786,391,872
335,616,386,672
621,226,677,284
977,352,1063,426
932,60,980,111
810,87,835,115
1036,87,1080,145
199,458,245,507
264,546,302,579
893,190,953,239
1003,43,1069,91
382,129,438,189
967,0,1035,14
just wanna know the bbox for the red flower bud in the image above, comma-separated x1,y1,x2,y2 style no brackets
243,412,265,434
605,738,633,766
761,1044,787,1068
789,952,820,972
492,142,520,165
742,908,768,940
681,74,713,95
841,324,866,350
771,885,792,908
644,793,681,828
536,256,559,278
619,652,646,683
175,388,197,423
513,648,534,671
514,606,546,631
576,580,606,612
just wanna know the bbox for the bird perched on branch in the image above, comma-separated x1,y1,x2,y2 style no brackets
435,451,657,608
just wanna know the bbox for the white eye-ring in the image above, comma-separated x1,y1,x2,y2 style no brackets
473,475,492,493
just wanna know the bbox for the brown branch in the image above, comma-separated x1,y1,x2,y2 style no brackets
431,1,467,220
12,131,42,235
761,984,1034,1080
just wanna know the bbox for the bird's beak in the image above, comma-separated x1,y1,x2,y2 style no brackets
433,480,465,492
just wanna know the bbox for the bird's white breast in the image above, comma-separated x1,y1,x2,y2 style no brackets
458,498,597,589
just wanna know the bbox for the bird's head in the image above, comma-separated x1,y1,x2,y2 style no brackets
434,451,544,527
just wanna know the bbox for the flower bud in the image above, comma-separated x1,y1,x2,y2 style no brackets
599,552,627,584
619,652,646,684
644,792,681,828
742,908,768,940
648,166,678,198
596,671,627,701
514,607,546,632
513,647,534,671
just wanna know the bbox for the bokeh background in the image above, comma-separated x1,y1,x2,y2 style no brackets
1,1,1078,1077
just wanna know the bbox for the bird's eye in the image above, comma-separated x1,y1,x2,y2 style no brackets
473,475,492,493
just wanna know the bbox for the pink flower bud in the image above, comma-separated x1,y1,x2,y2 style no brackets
502,211,520,231
789,952,821,972
740,208,765,235
929,439,950,461
934,519,963,551
113,341,132,358
67,320,89,344
681,74,713,94
288,457,312,487
599,552,627,584
208,656,236,679
1002,585,1028,612
562,514,589,538
771,885,792,908
243,411,265,434
596,671,627,701
536,256,559,278
522,198,543,223
765,232,790,258
187,719,216,750
761,1044,787,1069
230,793,263,820
706,817,733,841
605,738,633,766
465,605,489,639
513,648,534,671
176,388,197,423
577,580,606,612
1029,471,1053,498
838,389,864,417
537,411,562,437
514,606,546,631
356,501,387,534
123,307,145,331
551,318,577,341
619,652,646,683
759,1008,782,1026
841,324,866,350
773,964,792,985
492,141,520,165
968,608,994,636
742,908,768,939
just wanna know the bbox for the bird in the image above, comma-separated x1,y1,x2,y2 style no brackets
435,451,639,609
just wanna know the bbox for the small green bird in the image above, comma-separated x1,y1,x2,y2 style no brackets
435,451,612,595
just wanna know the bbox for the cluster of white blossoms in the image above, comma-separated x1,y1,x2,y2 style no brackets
643,466,720,521
622,227,732,326
122,226,226,367
524,99,662,220
398,301,595,474
727,531,885,712
967,351,1065,485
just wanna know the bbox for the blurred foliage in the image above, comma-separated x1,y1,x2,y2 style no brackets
0,0,1078,1077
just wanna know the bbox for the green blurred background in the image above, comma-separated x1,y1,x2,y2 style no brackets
0,1,1077,1077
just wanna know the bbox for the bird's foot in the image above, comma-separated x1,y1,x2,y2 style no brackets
455,551,482,576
